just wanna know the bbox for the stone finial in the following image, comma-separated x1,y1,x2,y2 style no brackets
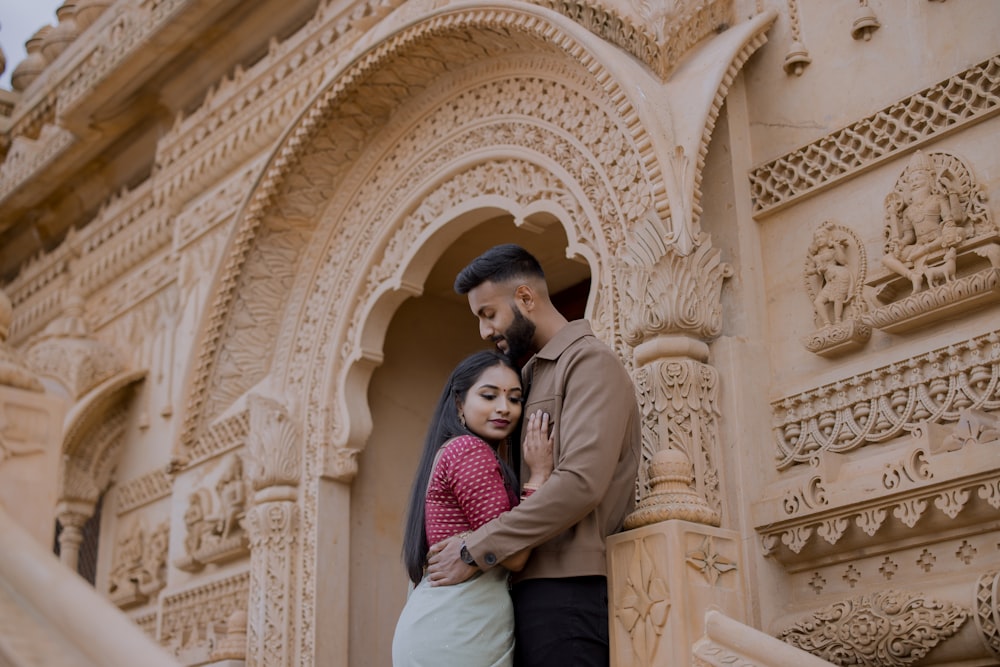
625,447,720,529
0,287,43,391
10,26,51,92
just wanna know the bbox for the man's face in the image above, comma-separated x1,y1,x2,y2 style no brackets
467,280,537,361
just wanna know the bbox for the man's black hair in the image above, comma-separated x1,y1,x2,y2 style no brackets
453,244,545,294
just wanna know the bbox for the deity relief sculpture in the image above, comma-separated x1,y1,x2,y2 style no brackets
802,221,870,356
880,150,965,294
175,455,249,571
865,150,1000,333
108,519,169,609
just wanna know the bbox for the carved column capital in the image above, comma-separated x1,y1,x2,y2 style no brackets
617,233,732,346
246,393,301,496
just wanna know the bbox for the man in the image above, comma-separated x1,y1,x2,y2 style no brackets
426,244,641,667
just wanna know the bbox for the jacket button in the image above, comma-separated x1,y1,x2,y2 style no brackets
484,553,498,566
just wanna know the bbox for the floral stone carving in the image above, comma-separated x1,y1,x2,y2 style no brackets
175,455,249,571
777,589,968,667
864,151,999,333
803,221,870,356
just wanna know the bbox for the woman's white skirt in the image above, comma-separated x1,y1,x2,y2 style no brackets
392,568,514,666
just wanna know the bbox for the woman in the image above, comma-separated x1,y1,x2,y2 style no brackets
392,350,553,666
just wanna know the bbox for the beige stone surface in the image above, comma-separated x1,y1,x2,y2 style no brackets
0,0,998,665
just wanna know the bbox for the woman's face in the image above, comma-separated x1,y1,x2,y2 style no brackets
459,364,523,444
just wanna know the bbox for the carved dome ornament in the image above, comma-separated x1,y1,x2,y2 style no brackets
25,291,127,399
10,26,51,92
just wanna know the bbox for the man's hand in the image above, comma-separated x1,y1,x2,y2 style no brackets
426,535,477,586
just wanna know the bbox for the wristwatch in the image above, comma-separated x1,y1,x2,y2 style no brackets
459,542,478,567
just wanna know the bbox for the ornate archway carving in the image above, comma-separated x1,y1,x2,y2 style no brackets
177,4,778,663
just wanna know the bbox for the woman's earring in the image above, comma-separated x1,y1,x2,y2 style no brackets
459,413,466,428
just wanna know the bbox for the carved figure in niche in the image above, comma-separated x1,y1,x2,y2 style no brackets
806,224,855,325
137,521,169,596
109,519,169,607
881,150,965,293
215,455,246,540
108,522,145,599
804,221,867,331
183,488,215,556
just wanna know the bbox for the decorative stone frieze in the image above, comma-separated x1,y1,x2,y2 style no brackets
0,122,76,205
772,330,1000,468
777,590,969,667
108,519,170,609
749,54,1000,216
178,409,250,470
160,569,249,661
802,221,870,356
756,410,999,566
115,467,173,515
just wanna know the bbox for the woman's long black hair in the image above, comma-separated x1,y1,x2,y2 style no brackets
401,349,521,584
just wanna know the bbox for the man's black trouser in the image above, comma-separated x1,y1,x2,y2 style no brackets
511,575,609,667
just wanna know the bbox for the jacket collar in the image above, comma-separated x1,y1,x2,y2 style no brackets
533,319,593,361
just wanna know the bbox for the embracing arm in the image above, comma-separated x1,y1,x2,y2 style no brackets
426,411,553,581
436,346,638,576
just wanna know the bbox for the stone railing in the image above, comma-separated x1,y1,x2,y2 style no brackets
0,503,180,667
693,610,835,667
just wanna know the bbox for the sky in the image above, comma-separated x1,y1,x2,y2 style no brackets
1,0,65,90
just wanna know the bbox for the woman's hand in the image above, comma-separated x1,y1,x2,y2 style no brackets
521,410,554,488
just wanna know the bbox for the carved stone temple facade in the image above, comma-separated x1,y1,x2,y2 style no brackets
0,0,998,666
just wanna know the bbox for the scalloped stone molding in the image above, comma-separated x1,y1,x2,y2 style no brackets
749,54,1000,216
756,410,999,566
772,330,1000,469
159,569,249,662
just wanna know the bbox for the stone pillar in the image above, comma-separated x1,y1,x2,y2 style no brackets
55,502,92,572
609,235,747,667
244,394,301,667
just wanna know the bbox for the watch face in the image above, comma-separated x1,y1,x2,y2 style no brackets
460,545,475,565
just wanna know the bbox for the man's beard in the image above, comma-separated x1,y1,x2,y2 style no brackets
498,305,536,363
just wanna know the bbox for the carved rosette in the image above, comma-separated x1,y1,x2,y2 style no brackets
244,394,301,667
617,234,730,528
777,589,969,667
